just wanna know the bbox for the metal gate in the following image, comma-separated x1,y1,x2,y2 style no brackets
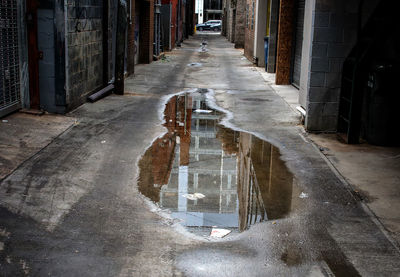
291,0,305,88
0,0,21,117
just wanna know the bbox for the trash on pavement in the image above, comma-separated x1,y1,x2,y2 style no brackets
299,192,309,199
182,193,206,200
101,140,106,144
194,109,212,113
210,228,231,238
193,192,205,199
2,120,8,123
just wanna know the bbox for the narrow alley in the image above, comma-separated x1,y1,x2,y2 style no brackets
0,33,399,276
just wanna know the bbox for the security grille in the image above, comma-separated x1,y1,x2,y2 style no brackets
0,0,21,117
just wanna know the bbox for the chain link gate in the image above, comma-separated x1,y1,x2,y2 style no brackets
0,0,21,117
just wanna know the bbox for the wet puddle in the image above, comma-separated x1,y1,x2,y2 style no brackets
138,91,295,234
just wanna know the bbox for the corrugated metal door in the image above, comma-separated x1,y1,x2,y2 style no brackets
291,0,305,88
0,0,21,117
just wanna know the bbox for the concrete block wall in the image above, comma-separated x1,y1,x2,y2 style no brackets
244,0,255,61
66,0,103,109
303,0,379,132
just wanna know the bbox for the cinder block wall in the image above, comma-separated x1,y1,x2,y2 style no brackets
300,0,379,132
66,0,104,109
303,0,379,132
244,0,256,61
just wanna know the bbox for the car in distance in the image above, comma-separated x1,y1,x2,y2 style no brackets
210,22,221,31
196,20,222,31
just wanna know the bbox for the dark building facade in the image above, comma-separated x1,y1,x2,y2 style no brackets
223,0,399,145
0,0,194,117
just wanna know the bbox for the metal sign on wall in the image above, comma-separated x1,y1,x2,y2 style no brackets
0,0,21,117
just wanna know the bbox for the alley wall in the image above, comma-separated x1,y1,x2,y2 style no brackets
66,0,104,110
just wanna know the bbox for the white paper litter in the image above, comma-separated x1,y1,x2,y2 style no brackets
194,109,212,113
2,120,8,123
182,194,197,200
182,193,206,200
193,193,205,199
299,192,309,199
210,228,231,238
101,140,106,144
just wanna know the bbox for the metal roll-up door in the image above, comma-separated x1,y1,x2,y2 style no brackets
0,0,21,117
291,0,305,88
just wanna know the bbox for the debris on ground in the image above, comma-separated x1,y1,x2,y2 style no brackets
182,193,206,200
210,228,231,238
193,193,205,199
194,109,212,113
187,63,202,67
299,192,309,199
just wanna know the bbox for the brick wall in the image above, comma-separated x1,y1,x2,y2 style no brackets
226,1,235,42
66,0,103,109
139,0,154,63
234,0,246,48
244,0,255,61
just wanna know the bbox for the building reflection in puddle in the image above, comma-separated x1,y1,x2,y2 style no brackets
138,92,295,233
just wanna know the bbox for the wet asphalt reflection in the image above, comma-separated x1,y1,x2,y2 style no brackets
138,90,295,235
